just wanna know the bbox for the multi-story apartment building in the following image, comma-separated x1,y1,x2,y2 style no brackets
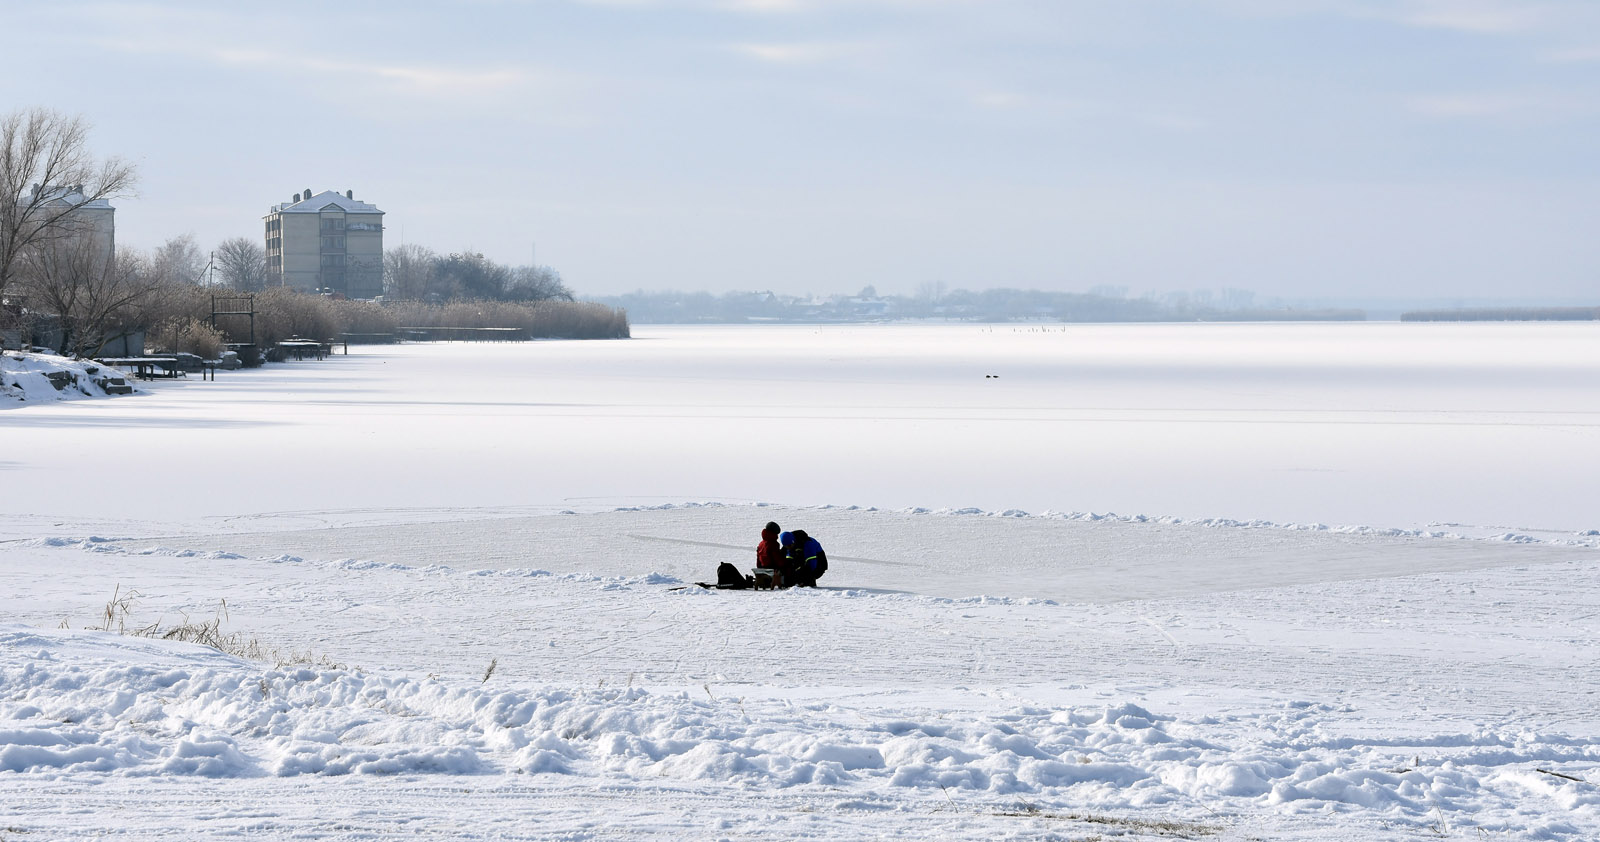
263,189,384,299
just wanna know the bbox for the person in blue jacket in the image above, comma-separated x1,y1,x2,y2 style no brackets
776,531,798,587
785,529,828,587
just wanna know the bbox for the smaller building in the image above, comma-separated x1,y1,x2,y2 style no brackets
264,190,384,299
29,183,116,261
2,185,119,351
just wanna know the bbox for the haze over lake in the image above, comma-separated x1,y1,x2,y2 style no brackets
9,322,1598,537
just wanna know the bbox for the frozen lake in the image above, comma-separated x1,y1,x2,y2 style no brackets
6,321,1599,536
6,322,1600,840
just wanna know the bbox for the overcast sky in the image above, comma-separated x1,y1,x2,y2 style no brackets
4,0,1596,300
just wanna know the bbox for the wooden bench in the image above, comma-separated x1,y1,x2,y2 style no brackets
96,357,180,381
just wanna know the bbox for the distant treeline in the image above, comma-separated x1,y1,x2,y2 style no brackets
596,287,1365,324
141,286,628,359
1189,308,1366,323
1400,307,1600,322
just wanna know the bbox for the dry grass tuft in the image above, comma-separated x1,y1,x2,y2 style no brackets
94,586,344,669
995,803,1221,838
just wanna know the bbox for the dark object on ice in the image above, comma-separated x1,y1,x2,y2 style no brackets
672,562,757,590
671,564,757,590
715,562,751,589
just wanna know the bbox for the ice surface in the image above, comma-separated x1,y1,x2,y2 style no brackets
5,322,1598,535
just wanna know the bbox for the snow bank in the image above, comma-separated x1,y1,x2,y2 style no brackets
609,500,1600,549
4,624,1597,838
1,351,139,406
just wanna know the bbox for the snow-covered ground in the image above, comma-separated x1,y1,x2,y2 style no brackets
4,323,1599,840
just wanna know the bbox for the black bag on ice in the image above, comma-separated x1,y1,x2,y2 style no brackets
716,562,750,589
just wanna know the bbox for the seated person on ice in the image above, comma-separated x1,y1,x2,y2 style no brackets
781,529,828,588
757,522,783,570
753,522,783,588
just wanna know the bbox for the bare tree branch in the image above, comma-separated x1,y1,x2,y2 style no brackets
215,236,269,292
0,107,137,301
383,243,438,301
147,234,206,287
18,236,158,357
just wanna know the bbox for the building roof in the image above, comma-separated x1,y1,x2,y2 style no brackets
269,190,384,215
30,184,114,210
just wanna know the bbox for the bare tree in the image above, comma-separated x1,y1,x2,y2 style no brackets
382,243,575,303
505,264,573,303
0,107,137,302
383,243,437,300
18,236,157,357
147,234,206,286
435,251,511,301
214,236,268,291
